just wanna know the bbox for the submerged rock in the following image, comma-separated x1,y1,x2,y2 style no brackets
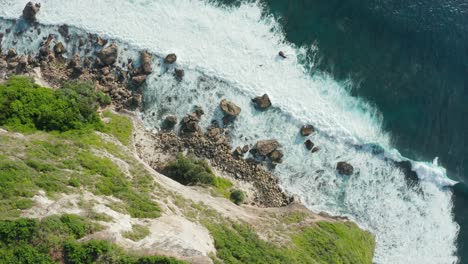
304,139,314,150
220,99,241,118
252,94,271,110
300,125,315,136
174,68,184,80
97,43,118,66
278,51,287,59
141,50,153,74
164,53,177,64
22,2,41,23
336,161,354,175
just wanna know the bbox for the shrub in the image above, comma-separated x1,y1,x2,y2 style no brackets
229,189,246,205
164,154,216,186
0,76,107,132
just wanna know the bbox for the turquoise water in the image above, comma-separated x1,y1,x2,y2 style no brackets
254,0,468,262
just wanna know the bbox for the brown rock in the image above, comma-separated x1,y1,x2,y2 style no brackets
242,145,249,153
336,161,354,175
164,53,177,64
97,43,118,66
252,94,271,110
7,48,17,58
16,56,28,73
304,139,314,150
53,42,66,55
311,146,320,153
180,113,202,134
300,125,315,136
162,115,178,129
268,149,284,163
132,75,147,86
174,68,184,79
141,50,152,74
220,99,241,117
255,139,279,156
22,2,41,23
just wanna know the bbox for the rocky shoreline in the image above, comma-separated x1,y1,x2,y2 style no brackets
0,2,298,208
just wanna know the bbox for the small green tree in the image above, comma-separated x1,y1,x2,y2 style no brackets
230,189,246,205
164,154,215,186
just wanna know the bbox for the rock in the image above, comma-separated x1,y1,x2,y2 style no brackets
174,68,184,79
22,2,41,23
278,51,286,58
162,115,177,129
140,50,152,74
254,140,279,156
220,99,241,117
233,147,243,157
336,161,354,175
7,48,17,58
97,43,118,66
268,149,284,163
53,42,66,55
252,94,271,110
164,53,177,64
311,146,320,153
96,37,108,47
194,106,204,117
180,113,202,134
132,75,147,86
304,139,314,150
300,125,315,136
58,24,69,39
242,145,249,153
16,56,28,73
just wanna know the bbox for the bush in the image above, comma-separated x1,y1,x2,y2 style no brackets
164,154,216,186
0,76,107,132
229,189,246,205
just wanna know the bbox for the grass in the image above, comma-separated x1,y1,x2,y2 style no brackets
206,220,375,264
122,224,150,241
0,215,185,264
102,110,133,146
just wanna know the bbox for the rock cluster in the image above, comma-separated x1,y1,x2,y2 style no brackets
250,139,284,164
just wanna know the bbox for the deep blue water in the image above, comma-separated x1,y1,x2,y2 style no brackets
220,0,468,262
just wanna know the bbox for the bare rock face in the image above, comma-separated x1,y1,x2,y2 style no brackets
220,99,241,118
336,161,354,175
164,53,177,64
254,139,280,156
140,50,152,74
252,94,271,110
300,125,315,136
22,2,41,23
97,43,118,66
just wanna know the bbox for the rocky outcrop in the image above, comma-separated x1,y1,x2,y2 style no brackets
180,113,202,134
300,125,315,136
141,50,153,74
162,115,178,130
97,43,118,66
164,53,177,64
254,140,280,156
220,99,241,118
337,161,354,175
22,2,41,23
252,94,271,110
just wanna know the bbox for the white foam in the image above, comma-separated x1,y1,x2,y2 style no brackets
0,0,459,263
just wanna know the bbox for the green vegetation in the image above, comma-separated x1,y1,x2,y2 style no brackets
206,221,375,264
102,111,133,146
164,154,216,186
0,215,185,264
212,177,234,198
0,77,109,132
122,224,150,241
229,189,246,205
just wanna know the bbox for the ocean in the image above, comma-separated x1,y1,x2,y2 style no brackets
0,0,464,263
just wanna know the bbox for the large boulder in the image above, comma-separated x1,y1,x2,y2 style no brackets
300,125,315,136
140,50,152,74
22,2,41,23
97,43,118,66
132,75,147,86
53,42,66,55
162,115,178,130
336,161,354,175
268,149,284,163
304,139,314,150
254,140,279,156
164,53,177,64
252,94,271,110
180,113,202,134
220,99,241,118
